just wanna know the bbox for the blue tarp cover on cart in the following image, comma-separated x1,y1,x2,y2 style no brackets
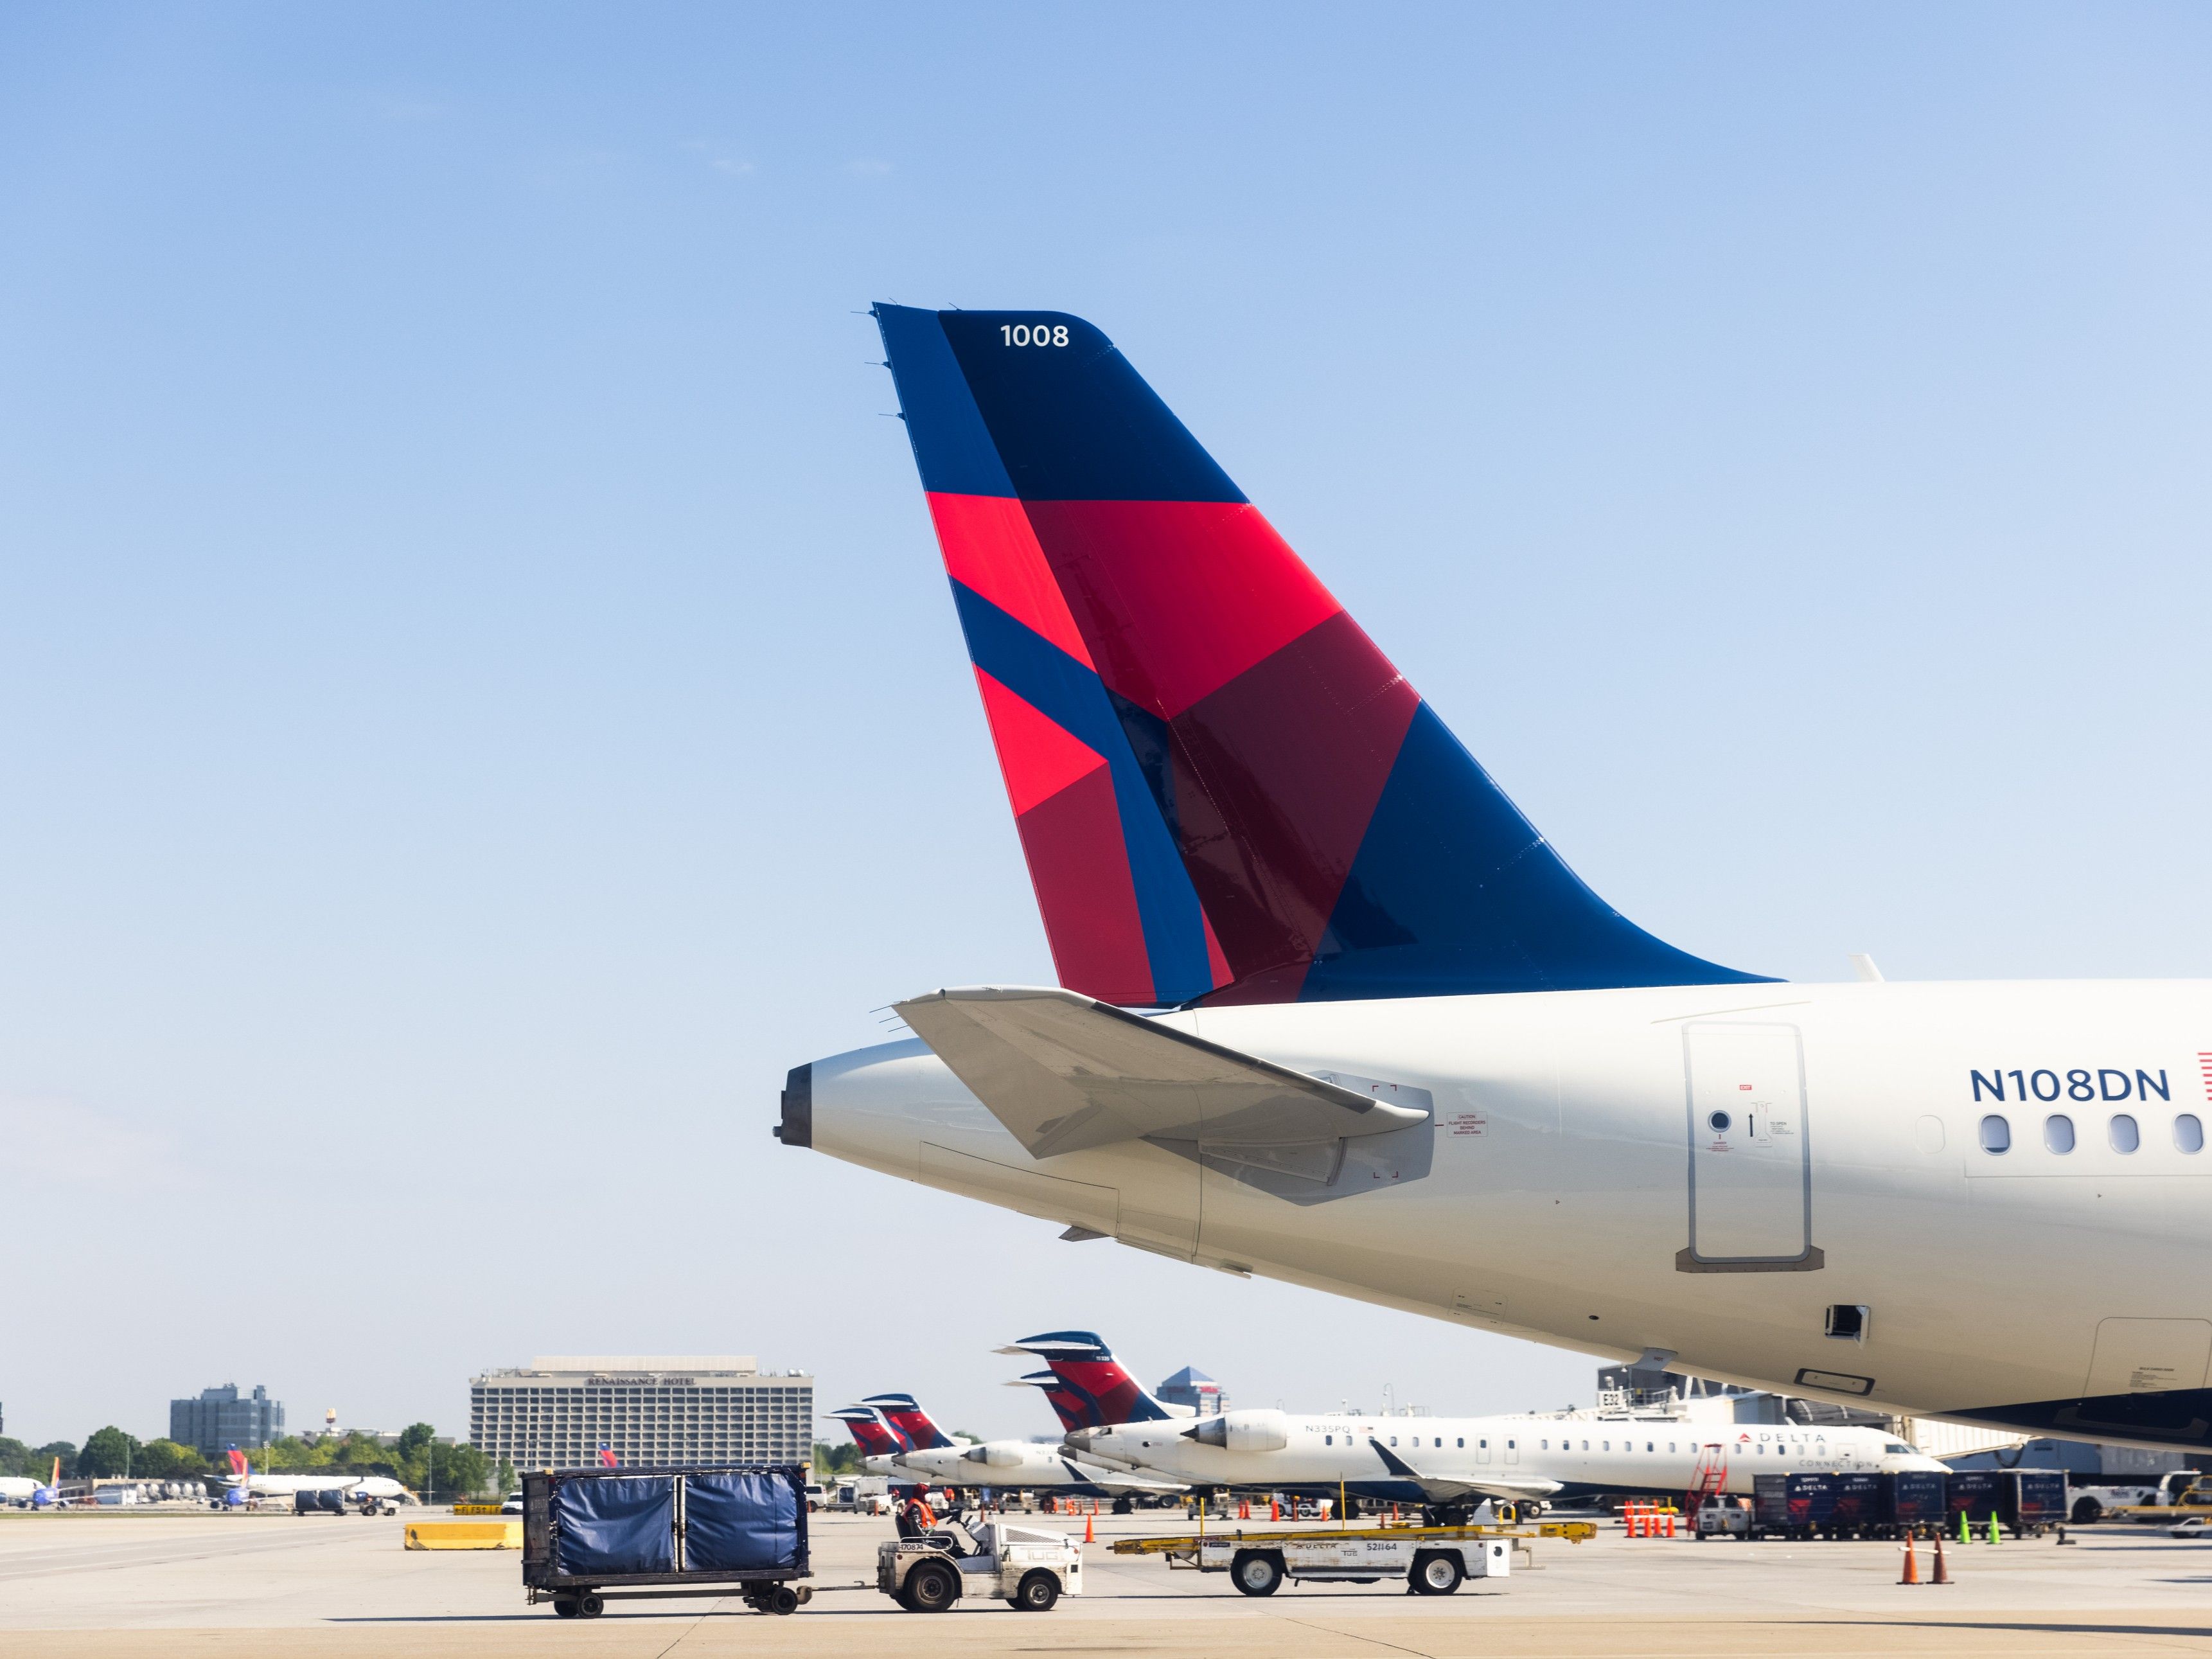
551,1476,675,1576
683,1471,801,1573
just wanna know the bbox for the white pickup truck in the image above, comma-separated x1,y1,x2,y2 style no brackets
877,1520,1084,1612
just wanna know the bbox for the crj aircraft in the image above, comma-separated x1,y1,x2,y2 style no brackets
779,306,2212,1451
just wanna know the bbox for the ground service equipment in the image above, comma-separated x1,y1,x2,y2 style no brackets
521,1465,810,1619
1946,1469,2067,1537
876,1520,1083,1611
1114,1520,1593,1595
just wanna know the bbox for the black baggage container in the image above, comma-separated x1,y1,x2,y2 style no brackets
1830,1471,1889,1533
521,1464,810,1619
1753,1471,1839,1536
294,1488,346,1514
1946,1469,2000,1527
2009,1470,2067,1533
1892,1469,1947,1530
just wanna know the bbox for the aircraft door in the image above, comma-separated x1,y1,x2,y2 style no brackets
1679,1023,1822,1272
1504,1437,1519,1466
1476,1437,1491,1466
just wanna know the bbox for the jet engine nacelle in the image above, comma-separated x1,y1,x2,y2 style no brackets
1184,1409,1288,1454
962,1444,1025,1468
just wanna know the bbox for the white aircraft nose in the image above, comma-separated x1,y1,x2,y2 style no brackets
775,1037,987,1178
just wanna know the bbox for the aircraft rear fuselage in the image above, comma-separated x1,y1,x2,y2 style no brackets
795,976,2212,1446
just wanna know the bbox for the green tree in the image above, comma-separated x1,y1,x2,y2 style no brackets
496,1459,517,1496
134,1439,209,1479
814,1442,862,1479
35,1442,76,1480
395,1423,436,1459
78,1426,141,1478
440,1442,491,1498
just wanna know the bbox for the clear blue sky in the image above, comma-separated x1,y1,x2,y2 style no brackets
3,3,2208,1449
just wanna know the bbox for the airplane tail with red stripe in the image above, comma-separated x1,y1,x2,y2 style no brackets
862,1394,955,1451
1005,1331,1176,1427
829,1404,910,1459
874,306,1767,1007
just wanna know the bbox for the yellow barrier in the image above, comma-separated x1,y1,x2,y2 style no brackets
405,1521,522,1550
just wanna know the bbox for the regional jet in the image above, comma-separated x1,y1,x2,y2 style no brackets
779,306,2212,1452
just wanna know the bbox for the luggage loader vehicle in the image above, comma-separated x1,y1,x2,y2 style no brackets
1114,1517,1595,1596
878,1519,1083,1612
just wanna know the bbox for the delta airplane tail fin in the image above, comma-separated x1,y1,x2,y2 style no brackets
1014,1369,1099,1435
862,1394,955,1450
226,1446,249,1482
829,1404,910,1458
874,305,1767,1006
1006,1330,1176,1426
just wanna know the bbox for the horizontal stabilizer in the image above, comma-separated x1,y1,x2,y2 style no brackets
894,985,1428,1160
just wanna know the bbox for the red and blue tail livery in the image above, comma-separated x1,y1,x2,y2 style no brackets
829,1403,910,1459
862,1393,955,1451
874,305,1768,1006
1005,1330,1174,1426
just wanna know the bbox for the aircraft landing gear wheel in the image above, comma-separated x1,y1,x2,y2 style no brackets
904,1560,959,1613
1112,1495,1132,1514
578,1593,606,1617
552,1597,579,1618
1411,1552,1463,1595
1011,1570,1060,1611
1231,1550,1284,1597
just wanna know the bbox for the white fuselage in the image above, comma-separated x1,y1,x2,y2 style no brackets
807,980,2212,1441
1075,1410,1944,1498
236,1473,404,1500
867,1440,1180,1495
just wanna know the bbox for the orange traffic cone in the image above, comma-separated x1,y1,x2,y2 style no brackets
1931,1529,1952,1584
1899,1532,1920,1584
1270,1500,1280,1521
1083,1511,1094,1543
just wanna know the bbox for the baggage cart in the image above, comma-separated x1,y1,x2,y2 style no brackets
521,1464,810,1620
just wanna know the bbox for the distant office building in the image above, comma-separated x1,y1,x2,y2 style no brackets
468,1357,813,1470
1156,1366,1225,1415
172,1383,285,1455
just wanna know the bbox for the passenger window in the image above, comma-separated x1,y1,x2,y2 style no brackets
1669,1442,1677,1453
2179,1114,2206,1154
1507,1440,1515,1450
1602,1440,1611,1452
2044,1114,2075,1153
1646,1442,1654,1453
1479,1439,1487,1449
1324,1435,1332,1446
1580,1440,1588,1451
1390,1437,1398,1447
1433,1437,1442,1448
2110,1113,2139,1153
1458,1438,1465,1449
1979,1114,2011,1153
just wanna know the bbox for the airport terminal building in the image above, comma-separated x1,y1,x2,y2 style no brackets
468,1356,812,1470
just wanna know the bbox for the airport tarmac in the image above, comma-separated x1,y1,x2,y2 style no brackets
3,1509,2209,1657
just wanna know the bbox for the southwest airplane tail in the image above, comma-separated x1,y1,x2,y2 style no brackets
786,308,2212,1452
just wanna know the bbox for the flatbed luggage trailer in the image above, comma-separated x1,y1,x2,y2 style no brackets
522,1465,811,1619
1114,1520,1595,1597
